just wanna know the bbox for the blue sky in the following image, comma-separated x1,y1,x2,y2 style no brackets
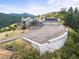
0,0,79,15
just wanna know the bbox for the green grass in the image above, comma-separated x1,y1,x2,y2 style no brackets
0,30,24,39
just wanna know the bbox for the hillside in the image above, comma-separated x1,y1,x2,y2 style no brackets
0,13,35,29
38,11,64,20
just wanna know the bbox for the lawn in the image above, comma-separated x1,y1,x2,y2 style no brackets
0,30,24,39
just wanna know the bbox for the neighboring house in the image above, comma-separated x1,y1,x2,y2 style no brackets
21,17,33,28
22,18,68,54
43,18,61,25
21,17,43,28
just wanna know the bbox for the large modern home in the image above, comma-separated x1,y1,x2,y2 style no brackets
22,17,68,54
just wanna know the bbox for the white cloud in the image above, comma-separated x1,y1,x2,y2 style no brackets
0,0,79,15
0,5,24,14
26,6,53,15
47,0,79,8
48,0,79,4
0,4,55,15
0,5,41,15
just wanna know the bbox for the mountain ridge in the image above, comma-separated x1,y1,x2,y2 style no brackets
0,13,35,28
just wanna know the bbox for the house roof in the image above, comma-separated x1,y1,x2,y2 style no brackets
23,25,66,44
21,17,33,21
45,18,61,22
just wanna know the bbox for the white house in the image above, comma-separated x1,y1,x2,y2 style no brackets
22,18,68,54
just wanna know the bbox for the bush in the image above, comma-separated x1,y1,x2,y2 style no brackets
21,26,26,30
5,34,8,37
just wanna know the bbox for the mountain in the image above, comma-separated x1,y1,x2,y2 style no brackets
9,13,36,18
0,13,35,28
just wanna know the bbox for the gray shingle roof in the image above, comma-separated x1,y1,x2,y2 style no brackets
45,18,61,22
